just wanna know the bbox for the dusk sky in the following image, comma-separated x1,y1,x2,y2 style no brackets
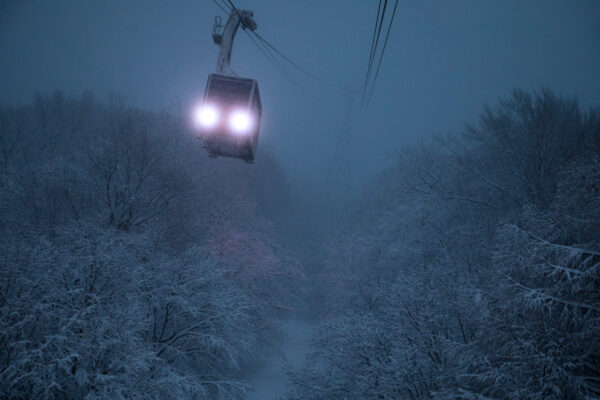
2,0,599,183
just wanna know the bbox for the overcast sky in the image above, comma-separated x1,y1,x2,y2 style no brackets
1,0,599,185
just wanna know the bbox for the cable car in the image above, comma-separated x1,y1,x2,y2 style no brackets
195,74,261,162
194,9,262,163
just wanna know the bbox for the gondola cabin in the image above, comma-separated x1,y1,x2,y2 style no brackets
194,73,262,163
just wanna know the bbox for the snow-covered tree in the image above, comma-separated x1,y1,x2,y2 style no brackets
0,93,301,399
285,88,599,399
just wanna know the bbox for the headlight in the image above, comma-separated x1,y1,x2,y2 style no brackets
193,104,219,128
229,110,252,133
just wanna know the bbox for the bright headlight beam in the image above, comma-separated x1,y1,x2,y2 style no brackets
229,110,252,133
194,104,219,129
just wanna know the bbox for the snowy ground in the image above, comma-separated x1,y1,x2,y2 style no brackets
245,319,314,400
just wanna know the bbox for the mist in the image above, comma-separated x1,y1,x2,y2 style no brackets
1,1,599,399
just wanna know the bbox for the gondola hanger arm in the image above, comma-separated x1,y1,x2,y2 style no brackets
213,9,257,75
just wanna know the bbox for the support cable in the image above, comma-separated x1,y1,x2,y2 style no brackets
245,30,311,95
211,0,230,15
362,0,388,106
362,0,383,103
366,0,398,106
218,0,326,96
251,31,322,83
225,0,238,14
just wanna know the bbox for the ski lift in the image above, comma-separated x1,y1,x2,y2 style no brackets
193,9,262,163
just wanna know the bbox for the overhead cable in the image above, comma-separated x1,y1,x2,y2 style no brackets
251,31,322,84
245,30,312,95
211,0,231,15
366,0,399,106
216,0,324,97
362,0,386,105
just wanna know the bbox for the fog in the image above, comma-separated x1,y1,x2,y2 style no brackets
2,0,599,184
1,1,599,399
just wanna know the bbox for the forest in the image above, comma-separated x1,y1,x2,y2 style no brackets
1,88,599,399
